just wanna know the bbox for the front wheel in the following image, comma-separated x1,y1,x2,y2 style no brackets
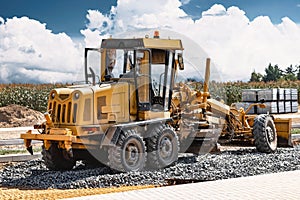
41,144,76,170
253,114,277,153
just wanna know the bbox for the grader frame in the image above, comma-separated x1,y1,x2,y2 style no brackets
20,32,292,172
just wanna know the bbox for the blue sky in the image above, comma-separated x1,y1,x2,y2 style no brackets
181,0,300,23
1,0,299,37
0,0,116,37
1,0,300,83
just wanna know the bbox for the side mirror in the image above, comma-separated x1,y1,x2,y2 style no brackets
177,53,184,70
136,52,144,59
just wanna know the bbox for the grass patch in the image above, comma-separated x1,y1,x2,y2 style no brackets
291,128,300,134
0,147,41,155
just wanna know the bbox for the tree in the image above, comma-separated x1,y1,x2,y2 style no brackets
263,64,282,82
186,77,197,82
283,65,297,81
296,65,300,80
250,70,263,82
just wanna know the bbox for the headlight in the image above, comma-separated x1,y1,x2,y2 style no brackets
74,92,80,100
50,92,55,99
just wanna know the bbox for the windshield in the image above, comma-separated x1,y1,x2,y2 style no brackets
105,49,135,78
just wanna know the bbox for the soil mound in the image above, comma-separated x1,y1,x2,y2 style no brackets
0,104,44,128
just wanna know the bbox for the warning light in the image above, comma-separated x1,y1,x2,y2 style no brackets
154,31,160,38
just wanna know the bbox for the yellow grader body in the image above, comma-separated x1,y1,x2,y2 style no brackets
218,103,292,151
21,32,292,172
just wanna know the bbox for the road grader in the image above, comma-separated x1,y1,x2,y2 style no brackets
21,31,292,172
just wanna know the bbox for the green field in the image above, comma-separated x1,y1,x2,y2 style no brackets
0,83,66,112
0,80,300,112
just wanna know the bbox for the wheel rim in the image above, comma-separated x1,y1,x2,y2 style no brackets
122,137,144,170
158,130,177,164
266,125,276,149
159,135,173,159
125,144,139,165
266,127,275,142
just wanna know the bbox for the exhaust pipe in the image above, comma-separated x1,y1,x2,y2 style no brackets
203,58,211,103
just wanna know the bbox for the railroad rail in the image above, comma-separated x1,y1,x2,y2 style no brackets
0,127,41,162
0,139,41,146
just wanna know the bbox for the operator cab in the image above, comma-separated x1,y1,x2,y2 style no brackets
85,32,184,118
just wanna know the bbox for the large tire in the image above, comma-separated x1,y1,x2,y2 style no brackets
253,114,277,153
108,129,146,172
41,144,75,170
146,124,179,169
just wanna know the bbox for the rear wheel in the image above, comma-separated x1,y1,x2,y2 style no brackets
146,124,179,169
253,114,277,153
108,129,146,172
41,144,75,170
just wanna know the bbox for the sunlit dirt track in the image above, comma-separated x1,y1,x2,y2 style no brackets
0,185,155,200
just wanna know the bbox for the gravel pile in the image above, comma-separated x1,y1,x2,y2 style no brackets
0,147,299,189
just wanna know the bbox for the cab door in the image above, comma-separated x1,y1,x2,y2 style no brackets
150,49,175,112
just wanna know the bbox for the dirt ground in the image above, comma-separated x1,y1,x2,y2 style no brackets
0,185,155,200
0,105,44,128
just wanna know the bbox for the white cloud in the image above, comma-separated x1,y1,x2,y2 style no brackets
105,0,190,33
1,1,300,83
85,9,113,34
80,28,104,48
180,0,191,5
0,17,83,83
81,1,300,81
202,4,228,17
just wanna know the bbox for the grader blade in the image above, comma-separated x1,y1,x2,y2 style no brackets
274,117,292,147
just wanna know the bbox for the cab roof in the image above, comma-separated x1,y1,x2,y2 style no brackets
101,38,184,50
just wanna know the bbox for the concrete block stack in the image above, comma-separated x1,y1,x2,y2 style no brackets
235,88,298,114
